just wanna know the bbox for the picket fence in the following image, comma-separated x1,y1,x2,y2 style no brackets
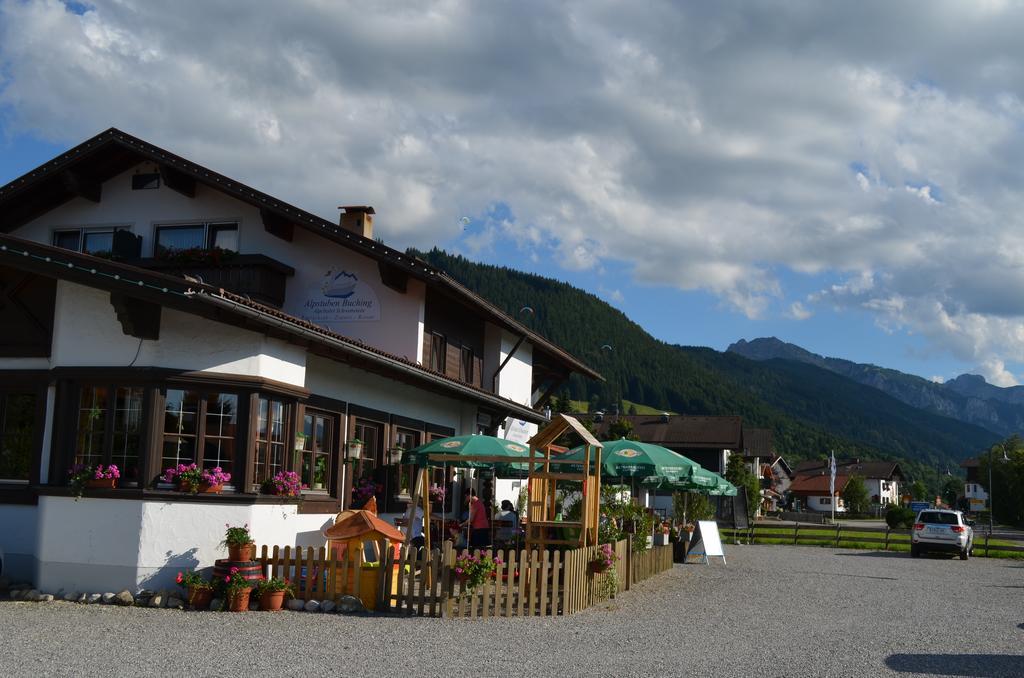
256,538,674,618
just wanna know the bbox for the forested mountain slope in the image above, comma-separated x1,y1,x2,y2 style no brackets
411,248,999,469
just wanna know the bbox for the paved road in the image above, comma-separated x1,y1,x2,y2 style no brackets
1,545,1022,677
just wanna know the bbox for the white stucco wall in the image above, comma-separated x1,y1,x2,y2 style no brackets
12,163,427,362
806,495,845,513
304,354,466,433
49,281,306,385
35,495,333,593
0,505,38,582
483,324,538,442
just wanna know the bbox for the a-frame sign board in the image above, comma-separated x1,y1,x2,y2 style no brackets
686,520,726,565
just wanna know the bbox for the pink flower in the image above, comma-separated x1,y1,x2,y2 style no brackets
229,566,239,574
175,572,183,584
224,575,230,582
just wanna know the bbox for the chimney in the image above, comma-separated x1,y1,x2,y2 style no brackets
338,205,375,240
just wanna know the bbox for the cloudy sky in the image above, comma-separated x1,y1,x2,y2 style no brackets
3,0,1024,385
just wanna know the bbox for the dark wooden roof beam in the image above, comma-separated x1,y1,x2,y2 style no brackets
60,169,100,203
159,164,196,198
109,293,161,340
378,260,408,293
260,208,294,242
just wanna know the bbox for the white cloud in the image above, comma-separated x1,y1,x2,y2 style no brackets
929,375,945,384
3,1,1024,366
978,358,1018,387
786,301,813,321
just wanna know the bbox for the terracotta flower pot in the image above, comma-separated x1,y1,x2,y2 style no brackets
227,588,250,612
589,560,610,574
187,586,214,611
177,479,197,493
228,543,256,562
259,590,286,612
198,483,223,494
86,478,117,489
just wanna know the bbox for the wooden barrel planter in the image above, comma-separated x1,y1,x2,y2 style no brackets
213,559,262,587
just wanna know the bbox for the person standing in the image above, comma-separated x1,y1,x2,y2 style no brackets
464,489,490,548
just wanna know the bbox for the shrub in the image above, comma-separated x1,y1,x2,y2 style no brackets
885,505,916,529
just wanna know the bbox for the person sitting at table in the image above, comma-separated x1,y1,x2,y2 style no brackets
495,499,519,544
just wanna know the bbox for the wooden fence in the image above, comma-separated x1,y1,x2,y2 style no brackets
257,539,674,618
721,523,1024,558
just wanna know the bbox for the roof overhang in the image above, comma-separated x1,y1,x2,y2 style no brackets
0,234,547,424
0,128,601,382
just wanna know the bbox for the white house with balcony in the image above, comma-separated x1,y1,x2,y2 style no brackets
0,128,599,592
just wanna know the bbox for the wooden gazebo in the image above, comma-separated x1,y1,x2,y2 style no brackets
525,414,603,550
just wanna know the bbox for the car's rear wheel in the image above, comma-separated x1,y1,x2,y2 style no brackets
960,546,970,561
911,544,920,558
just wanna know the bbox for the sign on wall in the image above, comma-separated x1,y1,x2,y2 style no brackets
299,268,380,325
503,418,533,444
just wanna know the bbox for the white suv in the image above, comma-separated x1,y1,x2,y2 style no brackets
911,509,974,560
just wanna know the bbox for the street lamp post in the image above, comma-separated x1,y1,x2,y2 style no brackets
988,444,1010,537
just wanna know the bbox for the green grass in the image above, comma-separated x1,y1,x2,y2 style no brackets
567,399,676,415
722,528,1024,559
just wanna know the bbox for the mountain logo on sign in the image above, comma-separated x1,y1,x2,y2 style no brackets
322,270,358,298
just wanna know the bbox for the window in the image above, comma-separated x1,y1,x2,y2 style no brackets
155,222,238,257
0,393,36,482
460,346,474,384
53,227,125,255
131,173,160,190
74,386,145,482
161,388,239,480
354,419,383,476
299,410,335,493
820,497,831,505
429,333,446,373
253,396,287,486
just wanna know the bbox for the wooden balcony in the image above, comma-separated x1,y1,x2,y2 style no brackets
134,254,295,307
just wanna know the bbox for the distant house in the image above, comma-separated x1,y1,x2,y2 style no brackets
959,458,987,511
789,472,849,513
741,428,792,513
581,413,742,475
791,459,903,511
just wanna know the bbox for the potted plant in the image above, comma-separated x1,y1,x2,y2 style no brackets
67,464,120,497
254,576,293,612
161,463,204,493
222,523,255,562
346,438,363,460
199,466,231,493
88,464,120,489
351,476,381,508
453,552,502,594
589,542,618,574
312,457,327,491
387,445,405,465
428,483,446,510
222,566,252,612
176,569,214,610
294,432,308,451
261,470,304,497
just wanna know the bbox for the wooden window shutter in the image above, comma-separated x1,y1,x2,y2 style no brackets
445,343,461,380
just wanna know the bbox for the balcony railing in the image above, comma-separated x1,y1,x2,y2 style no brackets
134,254,295,307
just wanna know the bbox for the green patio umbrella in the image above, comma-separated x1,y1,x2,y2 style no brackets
562,439,704,485
402,434,532,474
646,468,737,496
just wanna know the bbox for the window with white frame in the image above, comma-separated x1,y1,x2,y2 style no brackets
53,226,130,255
154,221,238,257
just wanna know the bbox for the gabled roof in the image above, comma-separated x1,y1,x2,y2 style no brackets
742,428,774,458
0,233,546,424
579,414,742,448
793,459,904,481
789,474,849,496
0,127,600,381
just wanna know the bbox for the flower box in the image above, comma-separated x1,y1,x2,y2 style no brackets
346,441,363,460
85,478,117,490
387,447,405,465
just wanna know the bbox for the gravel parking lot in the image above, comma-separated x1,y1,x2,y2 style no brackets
1,545,1022,677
